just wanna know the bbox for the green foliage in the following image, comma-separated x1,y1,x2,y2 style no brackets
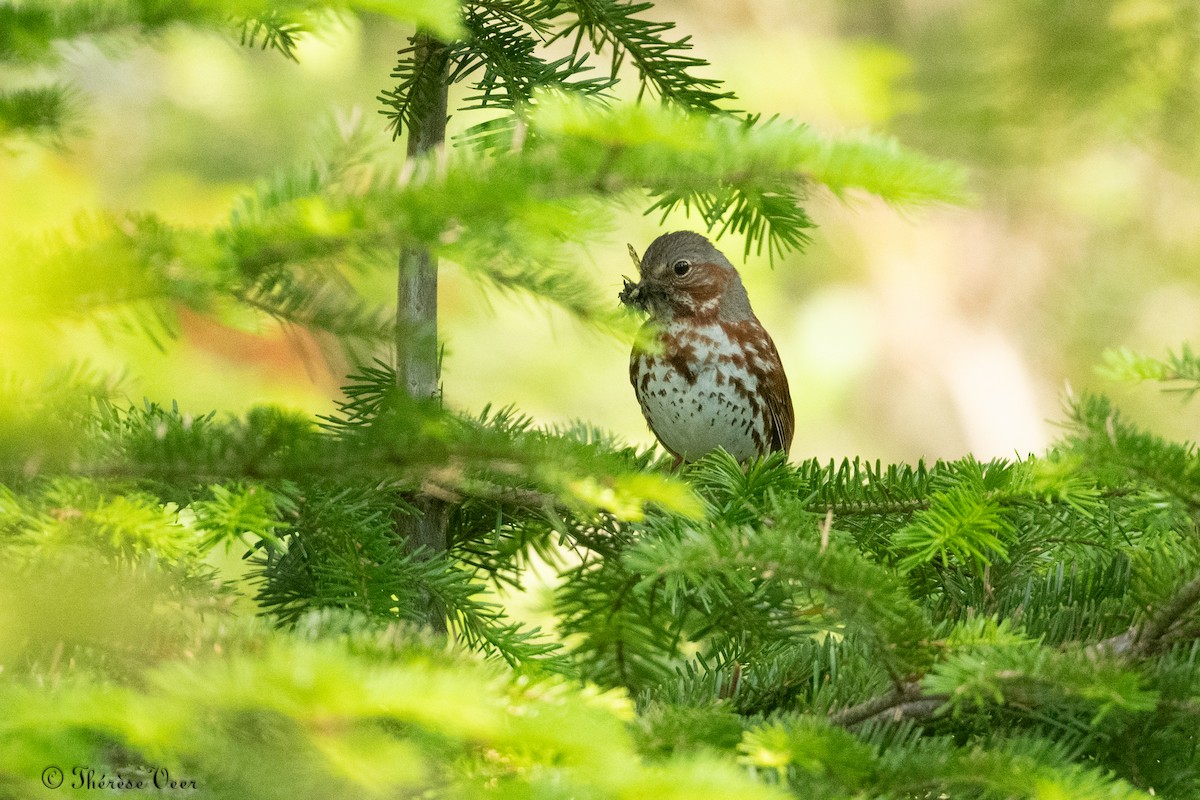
0,85,76,146
1099,344,1200,400
4,1,1199,798
0,612,794,800
7,343,1200,798
925,620,1159,724
378,0,962,264
895,0,1200,176
551,0,732,111
892,479,1014,572
381,0,729,138
1061,390,1200,510
4,94,965,356
3,1,966,370
0,0,461,150
191,482,292,550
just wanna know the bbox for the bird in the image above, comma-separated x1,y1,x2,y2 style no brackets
619,231,794,466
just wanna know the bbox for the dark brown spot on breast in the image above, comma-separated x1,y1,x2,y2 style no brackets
728,375,756,404
656,331,699,385
667,350,697,384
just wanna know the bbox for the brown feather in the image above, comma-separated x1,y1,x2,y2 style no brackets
759,332,795,454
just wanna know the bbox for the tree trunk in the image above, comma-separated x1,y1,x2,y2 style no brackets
397,30,449,401
396,30,450,634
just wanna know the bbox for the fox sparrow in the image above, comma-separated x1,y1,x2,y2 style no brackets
619,231,794,464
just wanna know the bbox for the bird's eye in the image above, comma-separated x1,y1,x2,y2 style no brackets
673,260,691,276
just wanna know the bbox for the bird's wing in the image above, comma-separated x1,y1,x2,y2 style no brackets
761,336,795,455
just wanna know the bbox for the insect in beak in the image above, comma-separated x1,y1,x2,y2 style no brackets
618,276,641,308
619,243,647,309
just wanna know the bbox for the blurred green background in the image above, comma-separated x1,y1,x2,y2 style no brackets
5,0,1198,462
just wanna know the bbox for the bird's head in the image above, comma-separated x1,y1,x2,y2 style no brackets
618,231,753,322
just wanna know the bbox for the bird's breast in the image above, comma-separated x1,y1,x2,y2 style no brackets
630,321,769,461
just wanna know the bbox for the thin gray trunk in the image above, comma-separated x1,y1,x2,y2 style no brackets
397,30,448,401
397,31,450,634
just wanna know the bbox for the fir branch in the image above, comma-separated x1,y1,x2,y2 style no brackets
9,98,967,338
892,483,1016,572
828,680,938,727
744,713,1152,798
531,96,967,259
232,267,394,344
1095,572,1200,658
0,0,463,65
1099,343,1200,400
253,483,567,667
453,2,613,115
235,9,309,62
0,85,77,146
0,363,696,526
4,208,396,348
922,633,1160,724
646,184,814,262
617,508,936,677
1133,573,1200,655
0,616,786,799
552,0,734,112
797,126,974,206
2,0,461,146
380,30,453,139
873,733,1153,800
1062,392,1200,509
468,0,557,38
0,2,149,65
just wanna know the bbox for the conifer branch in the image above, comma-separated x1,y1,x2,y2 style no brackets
1062,392,1200,509
820,498,932,516
828,680,940,727
1098,343,1200,400
1094,572,1200,658
552,0,734,112
453,2,613,116
6,98,966,346
236,10,308,61
1133,573,1200,654
0,85,76,146
1,1,462,146
12,2,1199,795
